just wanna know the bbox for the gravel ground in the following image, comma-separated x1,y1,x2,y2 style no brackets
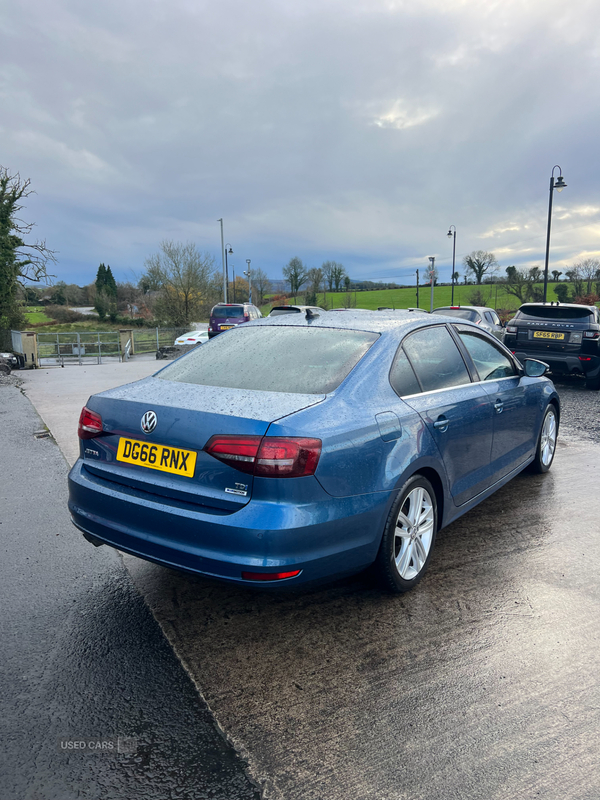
551,375,600,444
0,372,22,388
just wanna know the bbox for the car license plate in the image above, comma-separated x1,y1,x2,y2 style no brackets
116,437,197,478
220,325,234,330
533,331,565,340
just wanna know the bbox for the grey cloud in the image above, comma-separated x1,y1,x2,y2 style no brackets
2,0,599,284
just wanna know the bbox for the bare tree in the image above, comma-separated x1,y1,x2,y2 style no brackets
565,264,585,297
505,266,543,303
282,257,308,302
251,268,271,307
463,251,498,284
551,270,562,282
321,260,346,292
140,241,218,326
0,166,57,330
572,258,600,295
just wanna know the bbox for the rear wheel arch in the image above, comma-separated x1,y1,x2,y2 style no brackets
412,466,444,531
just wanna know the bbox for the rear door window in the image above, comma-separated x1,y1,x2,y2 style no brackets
389,349,421,397
402,326,471,392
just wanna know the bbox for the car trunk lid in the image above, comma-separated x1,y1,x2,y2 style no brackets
81,376,325,512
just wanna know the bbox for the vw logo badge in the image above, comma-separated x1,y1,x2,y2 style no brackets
140,410,157,435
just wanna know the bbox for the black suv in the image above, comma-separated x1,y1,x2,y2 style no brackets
504,302,600,389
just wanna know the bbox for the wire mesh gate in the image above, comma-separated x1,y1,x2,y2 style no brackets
37,332,122,366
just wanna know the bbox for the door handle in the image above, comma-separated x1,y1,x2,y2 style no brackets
494,400,504,414
433,418,449,432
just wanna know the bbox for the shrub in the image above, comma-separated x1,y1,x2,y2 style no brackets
44,305,88,323
469,290,487,306
573,293,600,306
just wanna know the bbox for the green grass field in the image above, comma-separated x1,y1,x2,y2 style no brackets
23,306,54,324
266,283,540,314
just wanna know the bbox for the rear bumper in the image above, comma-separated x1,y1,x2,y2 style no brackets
68,459,391,588
512,349,600,378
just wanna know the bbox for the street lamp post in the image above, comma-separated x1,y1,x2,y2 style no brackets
416,269,419,308
244,259,252,304
447,226,457,305
224,244,233,301
543,166,567,303
217,219,227,303
428,257,436,312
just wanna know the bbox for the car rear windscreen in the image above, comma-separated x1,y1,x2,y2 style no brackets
269,308,302,316
518,306,593,320
431,308,479,322
212,306,245,318
158,326,379,394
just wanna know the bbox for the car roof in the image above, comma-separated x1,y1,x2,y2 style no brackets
518,302,597,312
433,305,489,313
269,305,325,313
244,308,481,337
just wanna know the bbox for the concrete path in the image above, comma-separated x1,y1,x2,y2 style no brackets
0,383,259,800
18,365,600,800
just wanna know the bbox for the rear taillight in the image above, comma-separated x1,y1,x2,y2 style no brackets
78,406,103,439
204,435,322,478
242,570,301,581
584,331,600,339
506,325,518,333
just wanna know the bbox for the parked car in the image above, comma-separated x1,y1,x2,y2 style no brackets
269,305,325,316
503,302,600,389
0,351,18,368
69,312,558,594
431,306,504,340
174,330,209,346
208,303,262,338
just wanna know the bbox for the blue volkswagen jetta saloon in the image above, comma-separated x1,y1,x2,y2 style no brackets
68,311,559,593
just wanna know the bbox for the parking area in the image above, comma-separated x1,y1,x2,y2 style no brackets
15,366,600,800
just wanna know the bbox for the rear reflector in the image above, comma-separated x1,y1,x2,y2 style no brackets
204,435,322,477
579,356,592,361
78,406,103,439
242,570,301,581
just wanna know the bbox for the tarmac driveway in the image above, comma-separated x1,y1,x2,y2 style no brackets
19,362,600,800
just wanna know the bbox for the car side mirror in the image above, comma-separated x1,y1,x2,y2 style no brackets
523,358,549,378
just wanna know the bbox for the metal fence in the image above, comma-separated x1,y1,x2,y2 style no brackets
37,332,122,366
35,328,192,366
132,328,189,353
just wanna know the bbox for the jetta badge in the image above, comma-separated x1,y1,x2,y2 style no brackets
140,410,157,435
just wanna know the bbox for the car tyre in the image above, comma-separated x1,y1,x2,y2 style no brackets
374,474,437,594
585,375,600,390
530,404,558,474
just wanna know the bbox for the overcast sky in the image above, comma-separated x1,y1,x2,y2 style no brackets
2,0,599,287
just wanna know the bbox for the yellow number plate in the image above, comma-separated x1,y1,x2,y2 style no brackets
533,331,565,340
220,325,234,330
116,437,197,478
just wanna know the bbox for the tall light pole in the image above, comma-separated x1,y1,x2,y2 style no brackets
447,225,457,305
217,219,227,303
224,244,233,301
543,166,567,303
244,259,252,304
416,269,419,308
428,257,436,312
